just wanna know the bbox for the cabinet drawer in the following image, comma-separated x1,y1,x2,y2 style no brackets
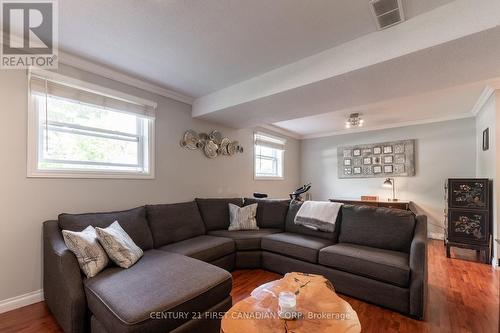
448,209,489,245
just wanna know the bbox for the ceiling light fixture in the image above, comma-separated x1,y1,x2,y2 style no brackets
345,113,364,129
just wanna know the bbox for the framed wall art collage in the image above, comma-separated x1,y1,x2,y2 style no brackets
338,139,415,179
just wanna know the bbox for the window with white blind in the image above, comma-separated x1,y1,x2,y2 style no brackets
27,71,156,178
254,132,286,179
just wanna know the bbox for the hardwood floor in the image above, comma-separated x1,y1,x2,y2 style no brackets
0,240,498,333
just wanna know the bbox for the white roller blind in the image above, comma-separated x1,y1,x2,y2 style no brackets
254,132,286,151
30,75,156,119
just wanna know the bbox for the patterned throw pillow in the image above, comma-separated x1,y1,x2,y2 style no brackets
228,203,259,231
95,221,143,268
62,226,109,278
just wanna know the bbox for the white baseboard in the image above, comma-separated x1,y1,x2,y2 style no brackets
0,289,44,314
428,232,444,240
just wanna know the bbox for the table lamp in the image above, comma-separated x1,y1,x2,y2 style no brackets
383,178,397,201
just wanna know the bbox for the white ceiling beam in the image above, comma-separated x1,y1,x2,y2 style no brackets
257,124,303,140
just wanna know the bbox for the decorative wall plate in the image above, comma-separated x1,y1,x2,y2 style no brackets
209,130,222,144
181,130,243,158
182,130,200,150
227,141,237,155
220,138,231,155
204,140,218,159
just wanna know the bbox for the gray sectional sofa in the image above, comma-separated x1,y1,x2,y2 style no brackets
43,198,427,333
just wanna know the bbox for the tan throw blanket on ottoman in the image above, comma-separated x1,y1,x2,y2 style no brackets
294,201,343,232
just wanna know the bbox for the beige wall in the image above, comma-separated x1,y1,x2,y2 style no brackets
300,119,477,239
0,65,300,302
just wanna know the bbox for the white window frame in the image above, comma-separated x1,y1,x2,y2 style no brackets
27,69,156,179
253,132,286,180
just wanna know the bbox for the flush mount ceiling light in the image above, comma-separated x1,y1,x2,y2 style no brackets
345,113,364,129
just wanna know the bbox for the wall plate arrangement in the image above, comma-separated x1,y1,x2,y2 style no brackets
180,130,243,159
338,139,415,178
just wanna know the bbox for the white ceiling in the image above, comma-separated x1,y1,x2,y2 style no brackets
59,0,500,138
59,0,454,97
274,84,487,138
191,0,500,136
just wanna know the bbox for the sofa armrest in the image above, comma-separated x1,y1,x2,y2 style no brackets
409,215,428,319
43,220,87,333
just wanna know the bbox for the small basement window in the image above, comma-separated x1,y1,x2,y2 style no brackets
254,132,286,179
27,71,156,178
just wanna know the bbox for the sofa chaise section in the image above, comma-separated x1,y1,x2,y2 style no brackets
84,250,232,333
44,203,234,333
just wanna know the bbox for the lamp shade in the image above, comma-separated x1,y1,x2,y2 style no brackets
383,178,393,188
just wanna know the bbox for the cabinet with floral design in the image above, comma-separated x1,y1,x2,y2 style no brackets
446,179,492,264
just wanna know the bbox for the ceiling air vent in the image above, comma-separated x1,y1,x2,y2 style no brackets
369,0,405,30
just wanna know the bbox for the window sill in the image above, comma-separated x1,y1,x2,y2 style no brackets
254,176,285,181
27,170,155,179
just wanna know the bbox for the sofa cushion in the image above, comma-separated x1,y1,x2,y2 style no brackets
84,250,232,333
146,201,205,248
59,206,154,250
319,243,410,287
96,222,143,269
158,235,235,262
338,205,416,253
62,226,109,278
228,203,258,231
208,229,282,251
243,198,289,229
261,232,333,263
195,198,243,231
284,200,338,241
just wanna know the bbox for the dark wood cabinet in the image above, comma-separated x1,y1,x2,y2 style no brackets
330,198,411,211
446,178,492,264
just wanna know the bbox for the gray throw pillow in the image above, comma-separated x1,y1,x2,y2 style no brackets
96,221,143,268
62,226,109,278
228,203,259,231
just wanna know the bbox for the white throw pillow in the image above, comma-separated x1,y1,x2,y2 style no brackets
95,221,143,268
62,226,109,278
228,203,259,231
